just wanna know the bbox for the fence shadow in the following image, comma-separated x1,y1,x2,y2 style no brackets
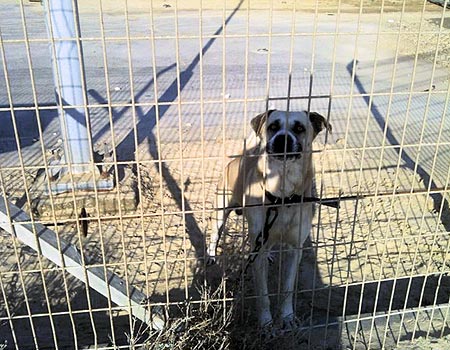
0,108,56,154
0,247,134,348
347,59,450,233
1,2,246,349
84,4,249,326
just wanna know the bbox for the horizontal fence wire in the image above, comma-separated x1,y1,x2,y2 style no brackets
0,0,449,349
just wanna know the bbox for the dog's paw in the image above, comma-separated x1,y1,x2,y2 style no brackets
281,314,301,333
259,320,277,340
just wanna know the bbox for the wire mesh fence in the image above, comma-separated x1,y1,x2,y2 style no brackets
0,0,450,349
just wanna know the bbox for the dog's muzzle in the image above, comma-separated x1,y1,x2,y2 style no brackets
267,133,301,159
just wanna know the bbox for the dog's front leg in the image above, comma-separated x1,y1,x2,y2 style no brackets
252,249,272,328
280,243,301,329
249,224,273,328
207,189,232,265
207,208,231,265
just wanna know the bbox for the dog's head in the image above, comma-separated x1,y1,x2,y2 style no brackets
251,109,332,160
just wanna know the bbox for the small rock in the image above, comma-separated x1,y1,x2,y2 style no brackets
423,84,436,92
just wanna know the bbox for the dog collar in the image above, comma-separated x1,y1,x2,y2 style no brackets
265,191,303,206
265,190,339,208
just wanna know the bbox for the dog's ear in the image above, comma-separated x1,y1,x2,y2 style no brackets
251,110,275,136
307,111,332,137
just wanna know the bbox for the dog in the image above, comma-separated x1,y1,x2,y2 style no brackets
207,109,331,330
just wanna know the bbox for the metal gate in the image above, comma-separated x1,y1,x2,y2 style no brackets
0,0,449,348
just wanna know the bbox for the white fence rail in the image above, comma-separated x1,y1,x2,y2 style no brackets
0,0,449,348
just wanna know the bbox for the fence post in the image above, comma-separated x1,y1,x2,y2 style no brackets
43,0,113,193
44,0,91,173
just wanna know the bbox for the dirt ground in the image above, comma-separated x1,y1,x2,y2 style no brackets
1,0,450,349
77,0,438,14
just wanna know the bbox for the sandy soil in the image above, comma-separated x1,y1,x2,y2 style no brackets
77,0,437,14
1,1,450,349
383,11,450,69
397,334,450,350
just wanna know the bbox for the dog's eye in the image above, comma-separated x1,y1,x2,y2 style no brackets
268,123,279,132
293,124,305,134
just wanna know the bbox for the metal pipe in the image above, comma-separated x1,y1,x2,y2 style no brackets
43,0,91,174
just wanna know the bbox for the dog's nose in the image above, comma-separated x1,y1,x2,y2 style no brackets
272,134,296,155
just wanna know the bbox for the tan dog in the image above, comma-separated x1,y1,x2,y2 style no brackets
207,109,331,330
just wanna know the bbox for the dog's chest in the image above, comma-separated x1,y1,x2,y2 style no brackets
263,161,308,198
266,204,312,245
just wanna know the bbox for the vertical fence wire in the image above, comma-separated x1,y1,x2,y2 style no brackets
0,266,18,349
1,0,450,348
276,0,297,325
122,0,142,339
406,0,449,340
435,169,450,339
395,0,446,341
173,0,190,308
148,0,171,311
307,0,335,343
220,0,227,322
322,2,345,343
0,18,60,349
305,0,326,344
376,0,424,345
42,2,99,345
365,0,408,346
348,0,393,346
239,0,251,322
18,0,81,347
95,0,123,344
322,0,365,345
197,0,208,296
425,50,450,338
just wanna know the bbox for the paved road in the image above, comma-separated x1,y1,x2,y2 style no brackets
1,2,449,190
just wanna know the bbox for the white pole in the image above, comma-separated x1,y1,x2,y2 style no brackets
44,0,91,174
